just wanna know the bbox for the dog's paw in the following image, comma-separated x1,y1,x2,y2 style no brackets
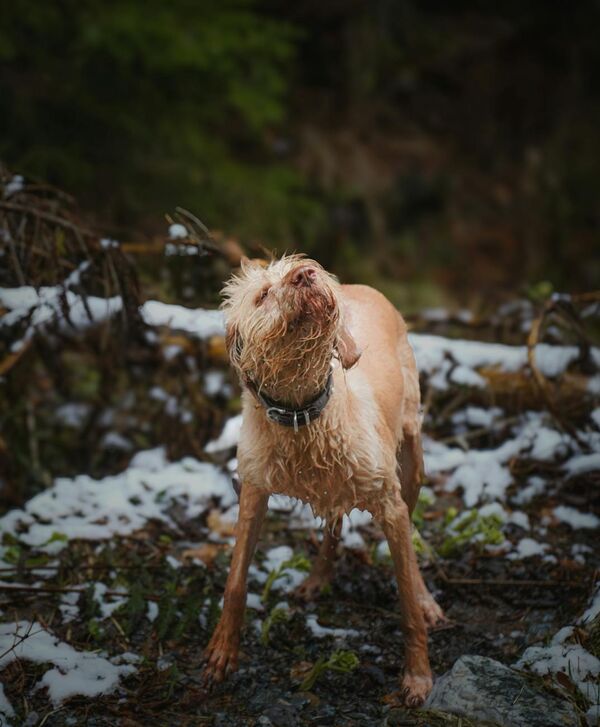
294,573,330,602
418,594,446,629
201,628,239,686
400,671,433,707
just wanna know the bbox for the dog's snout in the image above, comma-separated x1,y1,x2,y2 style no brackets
290,265,317,287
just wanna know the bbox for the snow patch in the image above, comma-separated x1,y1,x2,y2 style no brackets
0,452,235,552
508,538,548,559
0,621,135,707
205,415,243,453
140,301,224,339
305,614,360,640
553,506,600,530
168,223,187,239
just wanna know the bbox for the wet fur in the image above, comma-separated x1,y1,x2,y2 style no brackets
203,255,445,706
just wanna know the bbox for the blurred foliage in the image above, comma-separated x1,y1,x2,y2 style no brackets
2,2,600,297
0,0,316,241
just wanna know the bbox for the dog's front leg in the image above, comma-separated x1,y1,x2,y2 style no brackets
203,484,269,684
377,487,432,707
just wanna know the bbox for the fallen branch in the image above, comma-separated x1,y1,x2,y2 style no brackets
0,200,95,237
0,583,159,601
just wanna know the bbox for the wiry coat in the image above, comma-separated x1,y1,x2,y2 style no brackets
203,255,444,707
222,255,421,520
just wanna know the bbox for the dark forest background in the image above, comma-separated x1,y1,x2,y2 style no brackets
2,0,599,308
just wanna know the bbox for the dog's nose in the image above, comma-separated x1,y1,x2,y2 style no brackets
290,266,317,287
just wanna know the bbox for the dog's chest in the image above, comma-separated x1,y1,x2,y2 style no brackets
238,408,387,518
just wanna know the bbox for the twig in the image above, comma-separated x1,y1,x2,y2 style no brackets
527,301,587,447
0,339,31,377
439,575,586,588
437,415,522,445
0,583,159,601
0,201,94,236
0,563,163,574
435,562,586,588
0,621,42,662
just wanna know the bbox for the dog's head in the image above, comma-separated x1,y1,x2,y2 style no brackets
221,254,360,400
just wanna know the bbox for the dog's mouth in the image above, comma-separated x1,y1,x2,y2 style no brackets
280,265,337,328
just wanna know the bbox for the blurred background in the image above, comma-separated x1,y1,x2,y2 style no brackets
2,0,599,309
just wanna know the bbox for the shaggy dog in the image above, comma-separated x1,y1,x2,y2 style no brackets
202,255,445,705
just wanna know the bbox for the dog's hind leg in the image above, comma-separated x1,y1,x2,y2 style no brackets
376,485,432,707
294,516,342,601
398,428,424,517
399,430,446,628
203,484,269,684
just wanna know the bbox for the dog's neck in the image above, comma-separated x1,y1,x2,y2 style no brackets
244,351,332,403
245,368,333,431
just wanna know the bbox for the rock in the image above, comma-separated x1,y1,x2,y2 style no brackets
363,664,386,685
263,701,300,727
425,655,578,727
308,703,337,724
384,708,420,726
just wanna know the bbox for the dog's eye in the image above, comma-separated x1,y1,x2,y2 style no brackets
255,287,270,305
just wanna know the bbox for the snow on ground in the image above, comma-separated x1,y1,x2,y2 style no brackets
409,333,600,387
140,301,224,339
305,614,360,641
0,621,136,716
260,545,307,593
515,579,600,709
425,412,575,508
0,447,236,556
205,414,243,453
0,274,123,352
553,505,600,529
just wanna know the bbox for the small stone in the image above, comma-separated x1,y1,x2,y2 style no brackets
425,655,578,727
363,664,386,685
384,709,419,726
309,703,337,725
263,701,300,727
214,713,236,727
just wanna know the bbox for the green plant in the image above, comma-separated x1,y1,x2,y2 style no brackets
260,607,289,646
299,650,359,691
261,553,311,603
412,488,434,529
439,509,504,557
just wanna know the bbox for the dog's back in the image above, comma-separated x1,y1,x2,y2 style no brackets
341,283,423,511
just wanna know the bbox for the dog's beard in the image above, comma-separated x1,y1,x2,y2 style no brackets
237,286,338,405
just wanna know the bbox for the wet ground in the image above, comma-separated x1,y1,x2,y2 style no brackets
3,491,594,727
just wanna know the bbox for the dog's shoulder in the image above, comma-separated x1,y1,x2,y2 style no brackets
340,283,407,340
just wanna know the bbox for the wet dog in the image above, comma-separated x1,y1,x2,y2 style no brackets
202,255,444,705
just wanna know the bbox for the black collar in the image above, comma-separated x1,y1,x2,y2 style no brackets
246,370,333,432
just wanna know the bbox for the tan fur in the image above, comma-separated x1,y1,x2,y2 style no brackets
203,256,445,706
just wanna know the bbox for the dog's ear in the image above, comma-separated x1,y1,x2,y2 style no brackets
240,256,266,273
337,320,361,369
225,321,243,366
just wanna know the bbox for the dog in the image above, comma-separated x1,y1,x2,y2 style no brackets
202,254,445,705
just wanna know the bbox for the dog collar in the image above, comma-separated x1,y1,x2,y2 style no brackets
247,370,333,432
